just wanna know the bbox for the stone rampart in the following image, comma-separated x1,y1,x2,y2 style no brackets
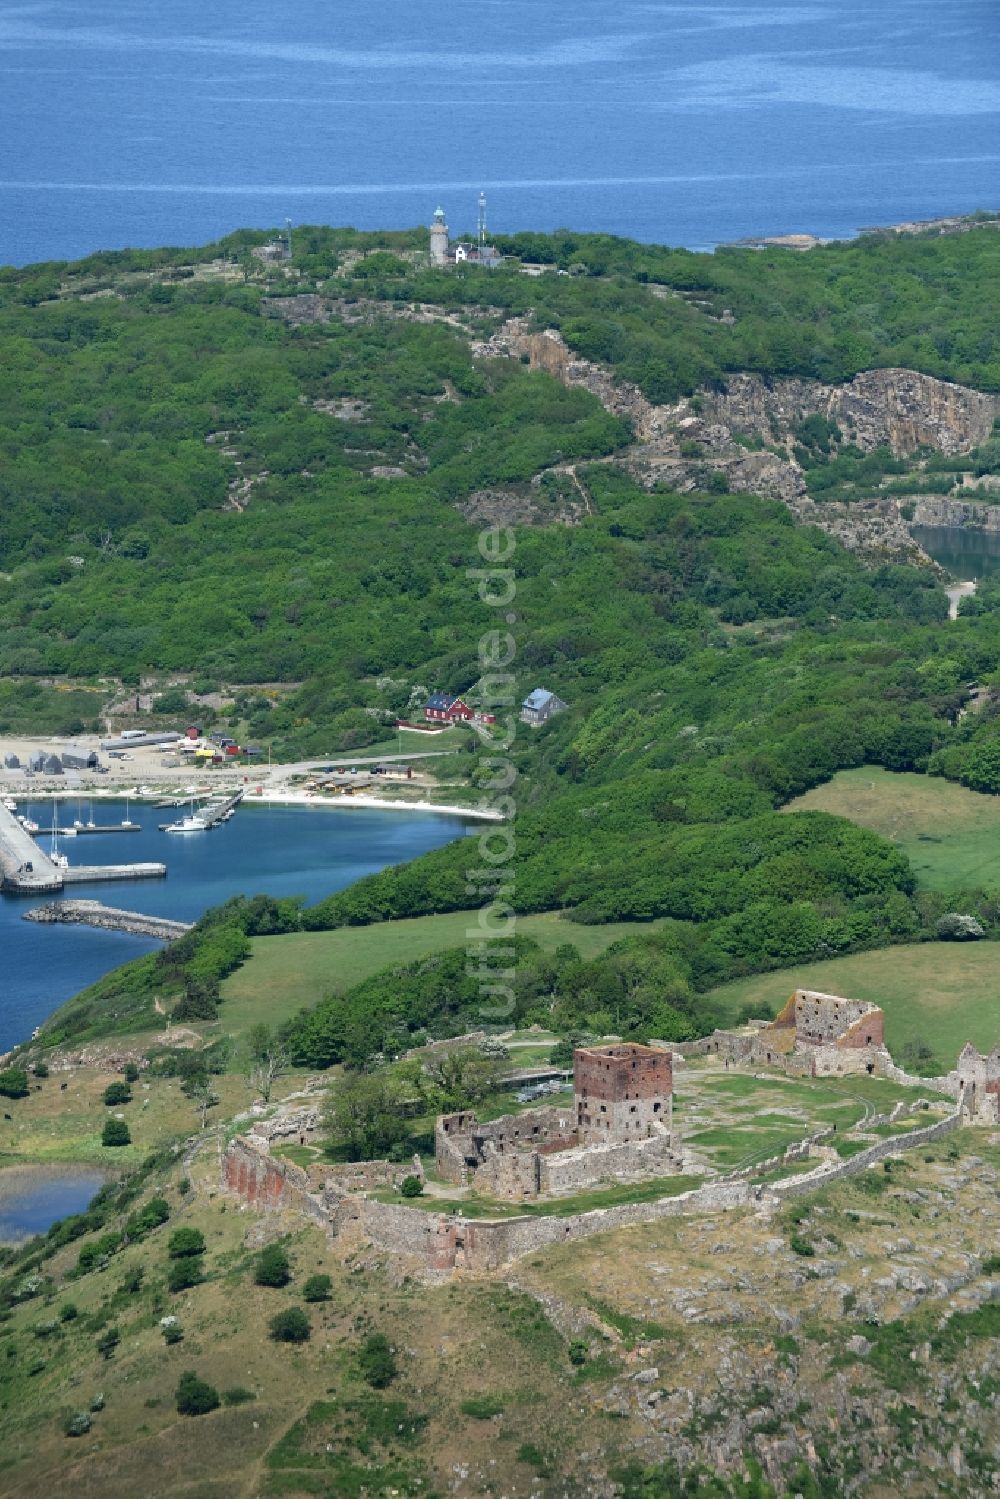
222,1134,314,1213
22,899,190,941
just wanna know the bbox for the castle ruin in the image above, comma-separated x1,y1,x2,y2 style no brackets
681,990,890,1078
435,1043,678,1200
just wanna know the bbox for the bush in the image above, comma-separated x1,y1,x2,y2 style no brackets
167,1227,205,1259
269,1307,311,1343
63,1411,92,1437
167,1257,204,1293
124,1063,140,1083
302,1273,332,1303
175,1369,220,1416
789,1234,815,1258
102,1082,132,1107
101,1119,131,1148
96,1327,119,1360
253,1243,291,1287
0,1068,29,1100
399,1175,424,1198
223,1385,256,1405
59,1303,78,1322
163,1323,184,1344
358,1331,397,1388
568,1340,588,1366
32,1061,49,1078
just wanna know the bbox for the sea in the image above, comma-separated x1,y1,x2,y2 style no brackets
0,801,471,1054
0,0,997,266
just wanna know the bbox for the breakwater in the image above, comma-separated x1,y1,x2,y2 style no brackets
23,900,191,941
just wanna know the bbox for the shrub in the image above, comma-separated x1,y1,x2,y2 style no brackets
982,1254,1000,1275
175,1370,220,1416
568,1340,588,1366
167,1258,204,1293
223,1386,256,1405
0,1068,29,1100
302,1273,332,1303
269,1307,310,1343
167,1227,206,1259
163,1323,184,1345
96,1327,119,1360
253,1243,291,1287
59,1303,78,1322
32,1062,49,1079
120,1265,144,1294
89,1392,105,1411
358,1331,397,1388
124,1063,140,1083
63,1411,92,1437
101,1119,131,1148
102,1082,132,1107
461,1395,505,1419
399,1175,424,1198
789,1234,815,1258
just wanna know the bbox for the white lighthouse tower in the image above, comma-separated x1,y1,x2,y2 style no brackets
430,205,449,266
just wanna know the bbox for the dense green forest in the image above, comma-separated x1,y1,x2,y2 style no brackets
10,224,1000,1055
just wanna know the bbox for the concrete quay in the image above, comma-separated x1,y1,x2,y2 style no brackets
0,802,62,891
23,900,190,941
0,801,165,892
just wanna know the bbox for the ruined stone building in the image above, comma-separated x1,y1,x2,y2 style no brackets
435,1043,679,1200
956,1042,1000,1122
680,990,889,1078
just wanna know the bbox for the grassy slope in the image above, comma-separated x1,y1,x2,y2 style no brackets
219,911,663,1046
786,765,1000,890
706,942,998,1070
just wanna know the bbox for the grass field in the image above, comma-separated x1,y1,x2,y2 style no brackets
705,941,998,1070
787,765,1000,890
220,910,663,1048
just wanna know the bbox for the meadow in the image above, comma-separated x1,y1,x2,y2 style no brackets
219,910,663,1049
786,766,1000,891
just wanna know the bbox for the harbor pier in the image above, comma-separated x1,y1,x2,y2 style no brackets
0,803,165,892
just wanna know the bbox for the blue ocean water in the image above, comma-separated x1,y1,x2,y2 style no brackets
0,0,996,265
0,801,471,1052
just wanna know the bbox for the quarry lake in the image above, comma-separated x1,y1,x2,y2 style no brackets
0,802,472,1054
912,525,1000,581
0,0,997,264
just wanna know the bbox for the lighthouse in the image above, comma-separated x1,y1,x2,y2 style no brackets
430,205,449,266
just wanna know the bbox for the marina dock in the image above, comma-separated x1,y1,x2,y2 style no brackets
158,787,243,832
0,802,165,892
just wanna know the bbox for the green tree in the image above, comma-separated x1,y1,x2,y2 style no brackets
102,1081,132,1106
253,1243,291,1287
101,1119,131,1147
167,1227,206,1258
302,1273,332,1302
269,1307,311,1343
323,1072,410,1162
358,1332,397,1388
176,1370,220,1415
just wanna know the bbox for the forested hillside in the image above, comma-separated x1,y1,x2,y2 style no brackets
9,224,1000,1044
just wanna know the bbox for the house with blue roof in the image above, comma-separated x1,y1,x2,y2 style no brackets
520,688,568,726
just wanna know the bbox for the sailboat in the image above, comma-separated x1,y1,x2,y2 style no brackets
48,807,70,869
120,793,139,831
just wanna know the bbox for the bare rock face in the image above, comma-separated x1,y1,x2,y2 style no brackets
700,370,1000,458
913,496,1000,531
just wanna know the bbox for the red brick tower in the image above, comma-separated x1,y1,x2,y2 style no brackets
574,1043,672,1144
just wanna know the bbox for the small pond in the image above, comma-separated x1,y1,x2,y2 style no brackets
0,1166,108,1244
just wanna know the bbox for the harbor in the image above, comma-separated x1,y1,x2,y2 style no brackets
0,801,165,894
